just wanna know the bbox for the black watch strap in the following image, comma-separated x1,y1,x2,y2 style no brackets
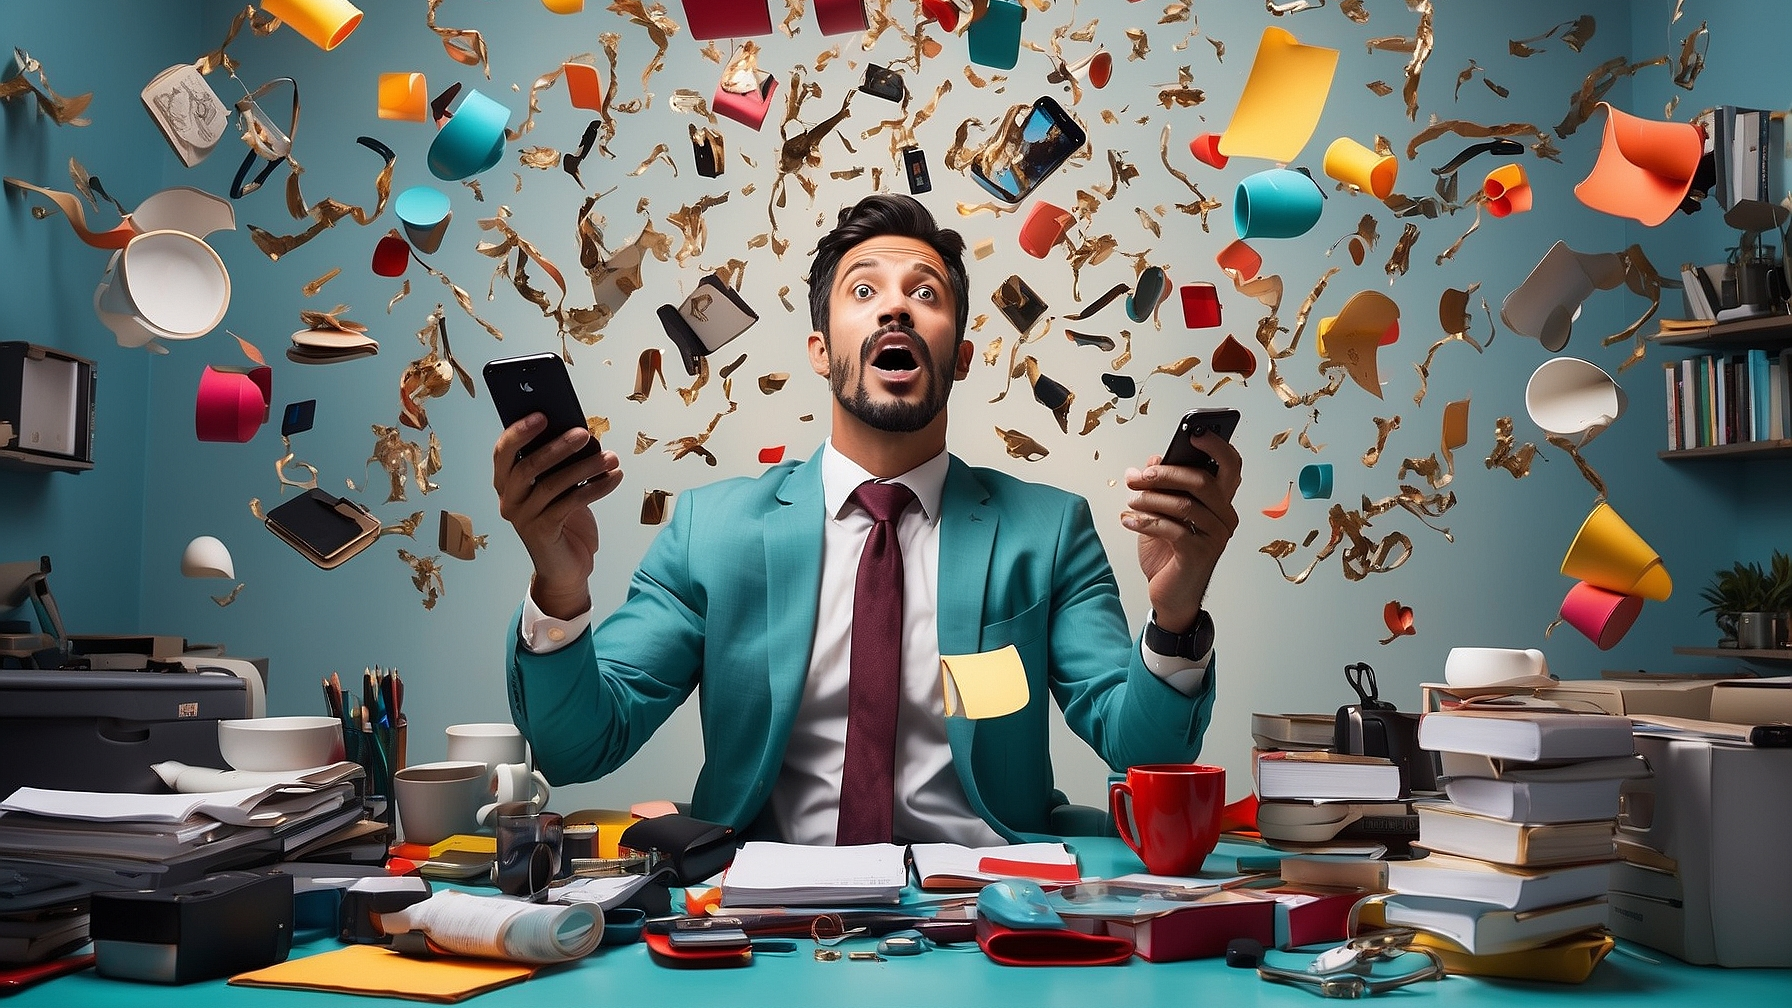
1144,610,1214,661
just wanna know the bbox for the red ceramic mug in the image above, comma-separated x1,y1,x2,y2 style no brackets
1109,763,1226,876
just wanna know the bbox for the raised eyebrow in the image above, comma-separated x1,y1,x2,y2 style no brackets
838,256,949,290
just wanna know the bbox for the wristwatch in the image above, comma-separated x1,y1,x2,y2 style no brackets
1144,610,1214,661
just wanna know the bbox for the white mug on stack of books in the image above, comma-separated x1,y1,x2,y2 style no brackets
445,722,552,826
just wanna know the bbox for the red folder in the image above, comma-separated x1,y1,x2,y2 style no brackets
1103,898,1275,963
975,919,1133,967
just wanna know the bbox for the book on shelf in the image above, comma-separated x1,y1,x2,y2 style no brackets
719,841,907,906
1415,804,1616,867
1380,893,1609,957
1680,266,1716,321
1387,852,1612,912
1253,751,1403,801
1417,710,1635,762
909,841,1078,890
1442,776,1624,825
1250,712,1336,751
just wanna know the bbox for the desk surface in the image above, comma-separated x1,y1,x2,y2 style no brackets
13,839,1787,1007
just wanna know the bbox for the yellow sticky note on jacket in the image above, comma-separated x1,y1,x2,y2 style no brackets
941,645,1029,719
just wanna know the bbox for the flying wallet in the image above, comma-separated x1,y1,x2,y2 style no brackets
264,489,381,570
656,274,760,376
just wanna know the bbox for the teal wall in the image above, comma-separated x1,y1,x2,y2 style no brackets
1,1,1758,811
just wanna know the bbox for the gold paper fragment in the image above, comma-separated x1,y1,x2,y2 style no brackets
1367,80,1393,97
609,0,681,109
1363,415,1401,467
628,143,676,177
1405,120,1557,163
1484,416,1537,478
587,415,611,441
1269,429,1292,450
302,268,342,297
667,193,729,266
758,372,789,394
210,583,246,607
665,402,738,465
425,0,490,78
369,424,439,502
997,427,1050,462
1546,435,1610,499
677,355,710,406
1674,23,1708,89
249,498,264,520
1341,0,1368,22
634,432,656,454
1154,66,1205,109
1510,15,1596,57
628,348,667,402
1260,501,1414,584
1127,29,1150,62
396,549,446,610
519,147,559,170
1385,223,1419,281
1399,2,1434,121
388,280,412,313
1557,55,1671,139
1298,411,1326,454
0,49,92,126
380,511,426,540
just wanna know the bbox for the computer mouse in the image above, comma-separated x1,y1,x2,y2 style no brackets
976,878,1065,930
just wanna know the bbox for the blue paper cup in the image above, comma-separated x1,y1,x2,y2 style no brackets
428,89,510,181
1298,462,1333,499
395,186,452,253
1234,168,1324,239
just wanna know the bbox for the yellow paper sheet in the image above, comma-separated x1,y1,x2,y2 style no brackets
230,944,534,1003
1218,26,1340,163
941,644,1030,719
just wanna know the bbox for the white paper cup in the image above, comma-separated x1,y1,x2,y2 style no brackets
1443,647,1550,688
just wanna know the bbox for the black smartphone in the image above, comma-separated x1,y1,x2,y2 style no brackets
902,145,932,194
483,353,601,479
1162,408,1241,477
970,95,1086,204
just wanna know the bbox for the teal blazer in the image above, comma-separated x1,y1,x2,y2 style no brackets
506,452,1217,840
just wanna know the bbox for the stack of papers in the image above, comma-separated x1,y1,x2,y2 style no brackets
720,842,907,906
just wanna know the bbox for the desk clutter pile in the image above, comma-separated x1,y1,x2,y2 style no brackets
2,657,1790,1000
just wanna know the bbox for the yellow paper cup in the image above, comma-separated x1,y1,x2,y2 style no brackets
1560,502,1672,601
1323,137,1397,199
262,0,363,51
378,72,428,122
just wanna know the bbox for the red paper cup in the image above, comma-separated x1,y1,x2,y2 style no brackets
1180,283,1221,328
1561,581,1644,651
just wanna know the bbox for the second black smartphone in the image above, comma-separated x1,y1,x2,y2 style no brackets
969,95,1086,203
483,353,601,480
1162,407,1241,477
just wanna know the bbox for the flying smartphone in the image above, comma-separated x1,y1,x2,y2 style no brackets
483,353,601,481
1162,407,1241,477
970,95,1086,204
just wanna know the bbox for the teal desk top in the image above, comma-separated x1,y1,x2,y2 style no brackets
12,839,1786,1007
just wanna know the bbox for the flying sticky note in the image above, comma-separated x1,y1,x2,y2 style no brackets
1218,26,1340,163
563,62,602,111
941,645,1030,720
377,72,428,122
1573,103,1702,227
1317,290,1399,398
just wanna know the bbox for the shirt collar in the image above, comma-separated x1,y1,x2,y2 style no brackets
821,439,948,523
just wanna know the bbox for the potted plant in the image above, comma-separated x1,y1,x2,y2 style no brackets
1699,551,1792,649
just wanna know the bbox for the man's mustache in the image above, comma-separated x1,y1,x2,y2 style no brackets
857,323,933,368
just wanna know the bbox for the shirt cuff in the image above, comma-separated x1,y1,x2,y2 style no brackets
520,592,592,654
1140,610,1212,697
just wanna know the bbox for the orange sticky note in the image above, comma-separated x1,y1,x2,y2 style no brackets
564,61,602,111
377,72,428,122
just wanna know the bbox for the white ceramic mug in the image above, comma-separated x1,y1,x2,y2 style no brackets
445,722,529,772
1443,647,1551,688
478,762,552,826
393,760,491,846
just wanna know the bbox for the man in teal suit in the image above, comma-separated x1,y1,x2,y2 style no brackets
493,195,1242,843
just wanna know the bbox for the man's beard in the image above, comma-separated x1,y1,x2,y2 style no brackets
828,326,956,433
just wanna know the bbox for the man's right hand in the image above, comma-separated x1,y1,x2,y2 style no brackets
492,413,624,620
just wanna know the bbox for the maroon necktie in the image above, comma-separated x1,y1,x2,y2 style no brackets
836,480,917,845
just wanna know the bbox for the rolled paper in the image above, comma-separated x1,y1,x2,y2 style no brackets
1525,357,1627,437
1561,501,1671,602
130,186,237,239
1500,241,1627,353
1180,283,1221,328
815,0,870,35
196,365,272,443
1234,168,1324,240
1298,462,1333,499
1018,201,1074,259
1483,163,1532,217
261,0,364,52
1189,133,1229,169
1263,482,1293,519
1560,581,1645,651
372,232,410,277
1125,266,1169,323
1573,102,1702,227
1316,289,1398,398
427,88,511,181
395,186,452,254
1218,26,1339,163
1383,601,1416,638
1211,334,1257,378
541,0,585,11
1216,239,1262,282
182,535,235,579
1323,137,1397,200
564,62,602,111
378,72,429,122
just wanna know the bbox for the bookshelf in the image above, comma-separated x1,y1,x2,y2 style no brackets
1673,646,1792,664
1653,314,1792,459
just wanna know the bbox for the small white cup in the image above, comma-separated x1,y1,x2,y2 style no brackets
1444,647,1551,688
478,762,552,826
445,722,528,772
393,760,491,846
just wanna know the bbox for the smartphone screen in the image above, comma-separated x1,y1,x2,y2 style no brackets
1162,408,1241,477
483,353,601,479
971,96,1086,203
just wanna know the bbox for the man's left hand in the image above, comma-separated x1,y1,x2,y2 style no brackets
1121,432,1243,633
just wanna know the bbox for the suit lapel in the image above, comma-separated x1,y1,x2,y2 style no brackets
937,457,1006,832
763,456,825,760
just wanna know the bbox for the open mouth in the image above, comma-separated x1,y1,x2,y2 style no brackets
867,330,924,382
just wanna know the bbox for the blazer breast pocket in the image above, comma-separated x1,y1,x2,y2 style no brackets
980,596,1048,652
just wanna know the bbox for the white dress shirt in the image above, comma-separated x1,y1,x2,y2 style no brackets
520,441,1211,843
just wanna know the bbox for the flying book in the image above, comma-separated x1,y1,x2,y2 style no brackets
1387,852,1612,912
1254,751,1402,801
1443,776,1625,825
1381,894,1609,956
1416,804,1615,867
1417,711,1635,762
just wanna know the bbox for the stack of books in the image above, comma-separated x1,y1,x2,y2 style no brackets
1663,346,1790,450
1383,710,1639,957
1249,712,1415,856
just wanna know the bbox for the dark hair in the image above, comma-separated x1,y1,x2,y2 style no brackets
807,194,970,342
